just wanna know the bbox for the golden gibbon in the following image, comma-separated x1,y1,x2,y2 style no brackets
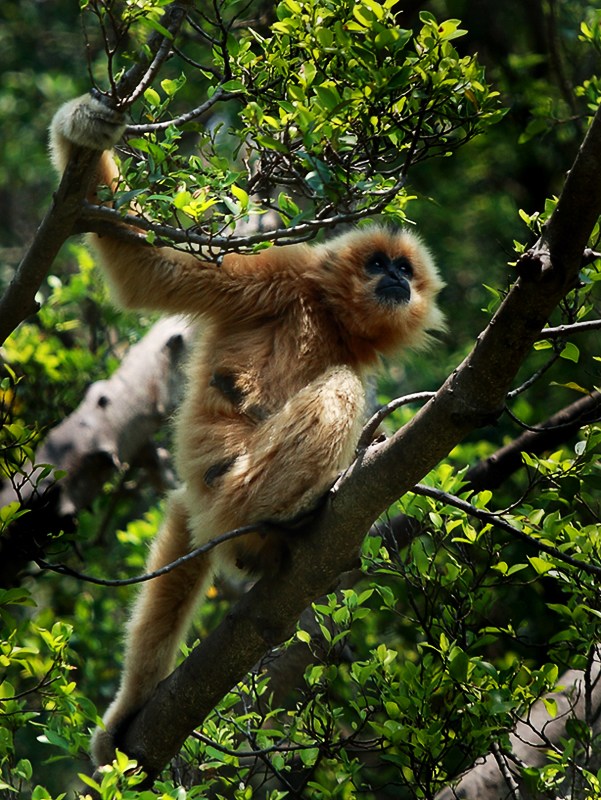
50,93,445,766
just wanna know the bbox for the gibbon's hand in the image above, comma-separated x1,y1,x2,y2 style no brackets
51,92,127,152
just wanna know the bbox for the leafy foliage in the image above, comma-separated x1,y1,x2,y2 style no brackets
91,0,503,248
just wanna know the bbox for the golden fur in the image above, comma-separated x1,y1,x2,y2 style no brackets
50,94,444,766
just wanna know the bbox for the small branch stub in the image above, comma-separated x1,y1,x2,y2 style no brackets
515,244,554,282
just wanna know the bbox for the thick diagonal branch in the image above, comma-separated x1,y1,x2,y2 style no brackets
0,148,102,345
114,107,601,779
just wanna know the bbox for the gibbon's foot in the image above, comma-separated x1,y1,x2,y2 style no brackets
52,93,126,152
90,724,118,767
90,709,140,767
90,701,140,766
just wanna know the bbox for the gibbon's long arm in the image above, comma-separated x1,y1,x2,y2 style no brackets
50,94,302,319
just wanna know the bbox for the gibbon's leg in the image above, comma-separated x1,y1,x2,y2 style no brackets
91,489,212,766
92,367,363,763
207,365,366,531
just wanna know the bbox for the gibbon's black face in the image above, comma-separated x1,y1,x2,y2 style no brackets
365,251,414,306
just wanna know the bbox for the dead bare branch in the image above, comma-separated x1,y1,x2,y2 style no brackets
0,317,193,587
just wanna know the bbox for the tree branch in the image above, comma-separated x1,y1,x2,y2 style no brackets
76,184,404,249
125,85,240,133
435,653,601,800
537,319,601,339
412,483,601,579
466,390,601,490
105,1,194,108
0,0,192,346
0,148,102,346
36,522,259,588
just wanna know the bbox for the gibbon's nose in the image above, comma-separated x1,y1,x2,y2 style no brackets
377,274,411,304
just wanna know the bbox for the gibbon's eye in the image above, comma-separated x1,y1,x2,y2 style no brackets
365,251,413,305
365,252,389,275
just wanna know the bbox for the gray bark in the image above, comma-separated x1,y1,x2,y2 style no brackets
0,317,194,586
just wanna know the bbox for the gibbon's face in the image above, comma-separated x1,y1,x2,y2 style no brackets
314,226,445,358
365,251,414,306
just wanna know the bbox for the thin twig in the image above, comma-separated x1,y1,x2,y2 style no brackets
536,319,601,339
115,1,194,106
125,86,241,133
506,352,561,399
36,522,263,587
490,741,522,800
357,392,436,452
413,483,601,579
77,196,401,249
504,401,601,433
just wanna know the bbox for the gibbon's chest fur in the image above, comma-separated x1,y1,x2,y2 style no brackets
173,284,364,493
194,276,363,414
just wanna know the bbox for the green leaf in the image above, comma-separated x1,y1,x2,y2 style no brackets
78,773,101,792
173,189,192,209
143,87,162,108
144,18,174,41
230,184,249,209
528,556,554,575
299,746,319,766
32,788,55,800
542,697,558,718
161,77,183,96
353,4,376,27
221,79,246,93
559,341,580,363
550,380,589,394
448,649,470,682
14,759,32,780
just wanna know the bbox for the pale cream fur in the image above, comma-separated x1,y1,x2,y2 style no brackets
49,94,445,767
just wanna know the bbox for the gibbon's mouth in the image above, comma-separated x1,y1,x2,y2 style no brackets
377,276,411,305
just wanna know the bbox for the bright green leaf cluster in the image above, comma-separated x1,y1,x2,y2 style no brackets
115,0,502,242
